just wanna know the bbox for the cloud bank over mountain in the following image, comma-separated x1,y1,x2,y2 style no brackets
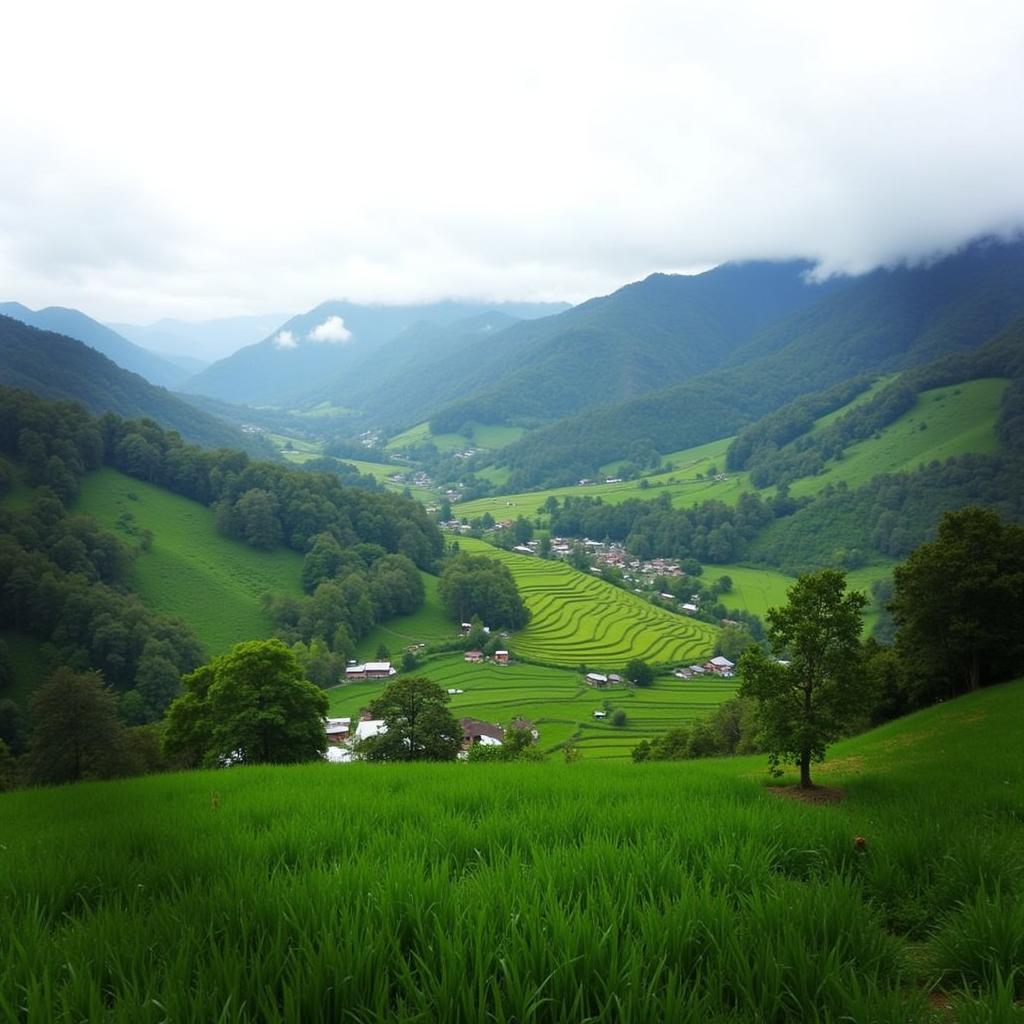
1,0,1023,321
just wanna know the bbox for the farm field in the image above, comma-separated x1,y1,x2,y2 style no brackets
328,654,739,758
386,420,526,453
354,573,454,659
456,537,717,667
788,378,1008,500
75,468,304,656
3,679,1022,1021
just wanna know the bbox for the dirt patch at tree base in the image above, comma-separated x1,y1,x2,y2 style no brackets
767,784,845,805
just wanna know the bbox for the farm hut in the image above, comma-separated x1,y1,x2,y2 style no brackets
608,673,622,684
586,672,609,687
704,656,735,677
345,662,395,680
494,650,510,665
324,717,352,744
459,717,504,750
460,622,473,635
592,710,608,719
354,719,387,742
673,668,694,680
464,650,483,663
325,746,354,763
682,603,699,614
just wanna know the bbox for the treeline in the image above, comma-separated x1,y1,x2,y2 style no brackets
549,491,779,563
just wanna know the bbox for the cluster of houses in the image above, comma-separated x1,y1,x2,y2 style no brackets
322,711,538,763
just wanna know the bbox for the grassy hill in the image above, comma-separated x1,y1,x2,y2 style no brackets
2,680,1021,1020
75,468,304,656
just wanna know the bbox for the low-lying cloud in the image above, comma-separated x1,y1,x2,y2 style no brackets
273,329,298,349
308,316,353,344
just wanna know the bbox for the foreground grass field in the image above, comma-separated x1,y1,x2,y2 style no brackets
75,469,304,656
457,538,717,667
328,654,739,757
2,680,1022,1022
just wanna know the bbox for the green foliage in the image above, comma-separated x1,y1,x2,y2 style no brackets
164,640,328,767
360,677,461,762
24,668,134,784
625,659,654,687
467,725,543,762
740,570,868,788
438,552,530,630
890,507,1024,699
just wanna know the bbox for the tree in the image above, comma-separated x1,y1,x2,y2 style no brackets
890,507,1024,699
24,668,132,784
234,488,282,549
739,570,868,789
164,640,328,766
625,659,654,687
716,623,754,662
359,677,461,761
438,553,530,630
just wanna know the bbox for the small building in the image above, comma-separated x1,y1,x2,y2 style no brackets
586,672,609,687
324,717,352,744
447,687,464,695
681,603,699,615
460,717,504,750
354,718,387,742
607,673,622,685
460,622,473,635
345,661,396,681
673,668,694,680
464,650,483,663
592,709,608,719
494,650,510,665
704,655,735,677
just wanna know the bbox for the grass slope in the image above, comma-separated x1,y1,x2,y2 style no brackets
2,681,1022,1021
354,574,453,659
457,537,717,667
75,468,304,656
328,653,738,758
387,420,526,453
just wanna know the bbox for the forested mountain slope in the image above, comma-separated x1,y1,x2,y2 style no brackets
498,239,1024,487
0,316,272,455
0,302,188,387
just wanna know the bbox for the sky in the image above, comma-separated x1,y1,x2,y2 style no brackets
2,0,1024,325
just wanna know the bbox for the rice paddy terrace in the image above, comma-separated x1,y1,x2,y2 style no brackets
456,537,717,668
328,654,739,758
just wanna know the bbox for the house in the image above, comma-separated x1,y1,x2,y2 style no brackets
324,717,352,744
592,709,608,719
673,668,694,680
509,717,539,741
586,672,609,687
494,650,510,665
325,746,354,763
460,717,504,750
608,673,622,685
460,622,473,635
681,603,699,615
464,650,483,663
447,687,464,695
345,661,396,680
353,718,387,742
704,655,735,677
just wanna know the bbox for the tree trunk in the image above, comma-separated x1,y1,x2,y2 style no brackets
799,750,812,789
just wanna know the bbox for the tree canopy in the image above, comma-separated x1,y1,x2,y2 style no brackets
438,553,530,630
890,507,1024,699
739,570,868,789
358,677,462,762
164,640,328,767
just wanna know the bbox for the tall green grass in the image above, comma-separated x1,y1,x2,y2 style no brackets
2,679,1022,1021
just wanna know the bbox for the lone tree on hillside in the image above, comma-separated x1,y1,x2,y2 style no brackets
625,659,654,687
164,639,328,767
890,507,1024,700
739,570,867,789
358,677,462,762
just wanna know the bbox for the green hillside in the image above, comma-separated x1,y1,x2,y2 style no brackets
457,537,717,667
387,420,526,453
329,654,738,757
353,573,454,659
2,680,1021,1020
75,468,304,656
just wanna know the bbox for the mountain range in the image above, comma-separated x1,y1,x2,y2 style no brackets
109,313,292,363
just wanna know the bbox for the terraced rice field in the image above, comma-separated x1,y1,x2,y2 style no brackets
456,538,716,667
328,654,738,759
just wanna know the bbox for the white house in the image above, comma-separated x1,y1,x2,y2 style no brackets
354,718,387,742
704,655,735,676
586,672,609,686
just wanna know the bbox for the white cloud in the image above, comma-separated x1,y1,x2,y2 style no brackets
273,330,298,349
308,315,353,344
0,0,1023,325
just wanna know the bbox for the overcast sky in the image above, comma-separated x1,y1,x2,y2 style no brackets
2,0,1023,323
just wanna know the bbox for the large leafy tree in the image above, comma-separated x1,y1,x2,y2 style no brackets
24,668,132,784
438,553,530,629
164,640,328,766
359,677,462,762
890,507,1024,699
739,570,867,789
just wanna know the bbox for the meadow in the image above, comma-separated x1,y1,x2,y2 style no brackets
75,468,304,656
386,420,526,453
2,679,1021,1022
456,537,717,668
328,654,739,757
